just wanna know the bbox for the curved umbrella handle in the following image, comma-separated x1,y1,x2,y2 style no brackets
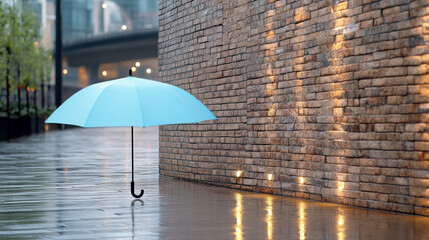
131,181,144,198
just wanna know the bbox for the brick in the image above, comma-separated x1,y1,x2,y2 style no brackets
374,124,396,132
415,142,429,151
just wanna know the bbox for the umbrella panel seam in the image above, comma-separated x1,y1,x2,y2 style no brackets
162,85,200,124
131,77,146,127
83,81,117,127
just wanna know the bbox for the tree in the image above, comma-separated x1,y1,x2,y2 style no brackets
0,2,50,117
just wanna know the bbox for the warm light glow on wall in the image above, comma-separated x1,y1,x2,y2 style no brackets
268,106,275,117
294,7,304,23
266,83,277,94
266,63,273,76
266,30,275,40
266,196,273,240
236,170,243,178
331,88,345,98
299,177,304,184
338,181,345,191
419,85,429,95
331,39,344,50
146,68,152,74
335,2,348,11
102,70,107,76
234,193,243,240
267,174,273,181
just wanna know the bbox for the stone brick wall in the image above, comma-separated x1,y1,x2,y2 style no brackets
158,0,429,216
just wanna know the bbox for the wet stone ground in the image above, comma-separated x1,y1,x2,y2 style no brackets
0,127,428,240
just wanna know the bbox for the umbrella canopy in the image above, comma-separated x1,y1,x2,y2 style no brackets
46,72,216,198
46,76,216,127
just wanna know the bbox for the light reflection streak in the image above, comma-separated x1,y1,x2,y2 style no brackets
103,161,109,178
63,166,69,183
234,193,243,240
337,209,345,240
266,196,273,240
298,201,306,240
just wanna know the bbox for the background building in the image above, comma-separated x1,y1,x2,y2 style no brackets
23,0,158,99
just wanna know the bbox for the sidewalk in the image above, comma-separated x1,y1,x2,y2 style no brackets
0,127,428,239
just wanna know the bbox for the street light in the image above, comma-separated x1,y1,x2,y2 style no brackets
101,2,107,8
55,0,63,107
121,25,127,31
146,68,152,74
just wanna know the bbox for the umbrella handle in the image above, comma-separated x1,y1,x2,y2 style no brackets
131,181,144,198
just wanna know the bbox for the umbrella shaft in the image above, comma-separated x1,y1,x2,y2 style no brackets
131,126,134,182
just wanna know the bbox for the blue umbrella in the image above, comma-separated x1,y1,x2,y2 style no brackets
46,70,216,198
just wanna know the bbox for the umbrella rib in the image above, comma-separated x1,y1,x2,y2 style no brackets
131,77,146,127
82,81,116,127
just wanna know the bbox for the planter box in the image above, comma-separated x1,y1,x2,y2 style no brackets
0,116,49,141
0,116,7,141
30,117,45,134
19,116,30,137
37,117,46,133
9,117,20,139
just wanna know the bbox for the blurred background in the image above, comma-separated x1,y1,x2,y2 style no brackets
0,0,158,140
40,0,158,95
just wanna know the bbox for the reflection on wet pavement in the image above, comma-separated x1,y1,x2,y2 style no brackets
0,127,428,239
234,193,243,240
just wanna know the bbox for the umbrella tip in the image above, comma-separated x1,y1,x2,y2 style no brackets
129,69,133,76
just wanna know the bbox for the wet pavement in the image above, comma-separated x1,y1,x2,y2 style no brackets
0,127,428,240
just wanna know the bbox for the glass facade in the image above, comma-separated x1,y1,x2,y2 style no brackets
63,0,158,44
63,0,93,44
20,0,158,47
